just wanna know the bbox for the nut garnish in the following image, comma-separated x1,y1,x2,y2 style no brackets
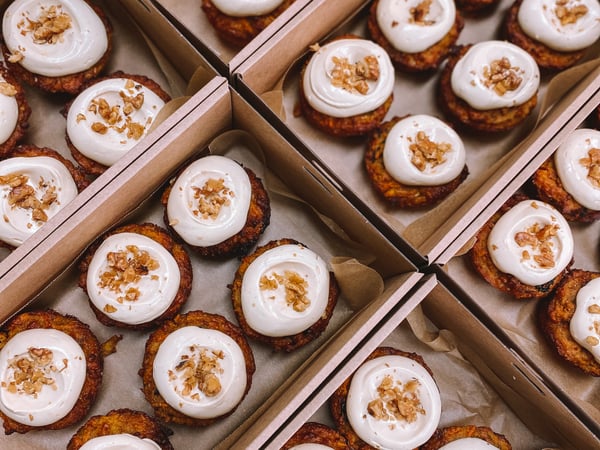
578,148,600,188
410,0,435,25
554,0,589,26
192,178,234,220
0,82,17,97
260,270,310,312
514,223,559,268
171,347,224,399
367,375,425,426
408,131,451,171
482,57,523,96
330,55,380,95
588,304,600,314
0,173,58,224
2,347,59,398
18,5,72,45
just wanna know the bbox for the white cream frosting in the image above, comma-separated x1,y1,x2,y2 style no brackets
487,200,573,286
0,155,79,247
2,0,108,77
438,438,500,449
152,326,247,419
0,328,86,427
346,354,441,450
302,38,395,118
66,77,166,167
79,433,162,450
383,114,466,186
289,445,333,450
211,0,285,16
518,0,600,52
240,243,330,337
86,232,181,325
554,128,600,211
0,76,19,145
570,276,600,364
376,0,456,53
166,155,252,247
450,40,540,110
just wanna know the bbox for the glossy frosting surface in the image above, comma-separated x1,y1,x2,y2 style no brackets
438,438,500,450
570,277,600,364
0,75,19,145
211,0,285,16
79,433,162,450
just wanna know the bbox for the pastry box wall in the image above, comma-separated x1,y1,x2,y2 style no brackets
226,274,599,450
0,80,425,449
231,0,600,265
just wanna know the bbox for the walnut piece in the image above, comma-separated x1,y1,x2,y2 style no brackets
19,5,72,45
578,148,600,188
554,0,589,26
0,82,17,97
588,304,600,314
367,375,425,426
514,223,559,268
410,0,435,25
260,270,311,312
174,347,224,399
482,57,523,96
330,55,380,95
192,177,234,220
408,131,451,171
0,173,59,224
2,347,58,398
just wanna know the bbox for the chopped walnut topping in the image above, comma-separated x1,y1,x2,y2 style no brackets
2,347,58,398
482,57,523,96
514,223,559,268
0,173,58,224
585,335,599,346
192,178,234,220
175,347,224,398
367,375,425,425
330,55,380,95
578,148,600,188
408,131,451,171
0,82,17,97
588,304,600,314
8,50,23,63
260,270,310,312
410,0,435,25
18,5,72,45
554,0,589,25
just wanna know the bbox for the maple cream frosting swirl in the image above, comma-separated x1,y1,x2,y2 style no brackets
0,328,87,426
79,433,162,450
376,0,457,53
0,156,79,247
517,0,600,52
0,76,19,145
554,128,600,211
487,200,573,286
438,438,500,449
450,40,540,110
302,38,395,118
211,0,285,16
2,0,108,77
570,277,600,364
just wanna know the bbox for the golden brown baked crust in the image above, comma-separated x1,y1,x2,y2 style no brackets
329,346,434,450
0,309,103,435
77,222,193,330
531,157,600,223
0,66,30,158
67,408,174,450
63,71,172,176
139,310,255,426
367,0,464,72
503,0,586,71
438,44,538,133
469,194,572,300
1,1,113,95
539,269,600,376
201,0,296,47
420,425,512,449
455,0,500,14
364,115,468,208
281,422,350,449
161,161,271,258
230,238,340,352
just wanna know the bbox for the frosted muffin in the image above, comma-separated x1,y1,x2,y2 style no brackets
439,40,540,132
367,0,464,72
78,223,193,331
1,0,112,94
299,36,395,137
281,422,350,449
0,145,88,249
365,114,468,207
202,0,296,47
470,195,574,299
0,310,103,434
64,72,171,175
162,154,270,258
504,0,600,71
140,310,255,426
0,67,30,157
230,238,339,352
421,425,512,449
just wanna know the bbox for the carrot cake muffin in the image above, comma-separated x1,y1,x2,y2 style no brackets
202,0,296,47
421,425,512,449
0,66,30,158
367,0,464,72
78,223,193,331
162,154,270,258
539,269,600,376
504,0,600,71
299,36,395,137
439,40,540,132
365,114,468,208
532,128,600,222
140,310,255,426
64,72,171,176
281,422,349,449
330,347,442,450
0,309,103,434
67,408,173,450
231,238,339,352
455,0,500,14
1,0,112,94
0,144,88,249
470,196,574,299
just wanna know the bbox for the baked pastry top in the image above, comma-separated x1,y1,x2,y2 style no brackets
421,425,512,449
281,422,349,449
